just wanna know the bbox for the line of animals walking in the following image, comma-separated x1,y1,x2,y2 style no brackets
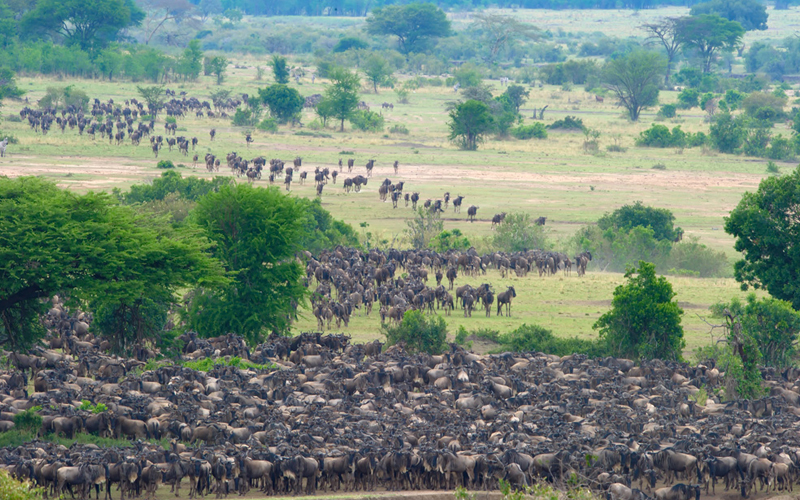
305,246,594,330
3,318,800,500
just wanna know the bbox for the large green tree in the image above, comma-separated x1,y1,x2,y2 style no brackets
20,0,145,53
594,261,685,361
602,50,665,121
676,14,745,73
177,39,204,80
183,184,306,344
257,84,304,124
0,177,225,350
690,0,767,31
362,54,393,94
319,67,360,132
725,166,800,310
598,201,677,242
448,99,494,151
365,2,451,54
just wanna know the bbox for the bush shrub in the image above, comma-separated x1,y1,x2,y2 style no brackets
658,104,677,118
677,88,700,109
389,124,410,134
511,122,547,140
547,116,584,131
636,124,686,148
257,118,278,133
493,212,550,252
496,324,606,357
429,229,471,252
349,110,385,132
156,160,175,169
0,468,45,500
382,310,447,354
12,407,42,433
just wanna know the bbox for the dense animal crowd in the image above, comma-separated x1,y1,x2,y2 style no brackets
4,322,800,500
306,247,593,330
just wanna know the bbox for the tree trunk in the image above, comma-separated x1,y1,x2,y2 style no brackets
340,118,345,132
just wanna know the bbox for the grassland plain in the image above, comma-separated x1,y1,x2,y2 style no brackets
1,7,792,353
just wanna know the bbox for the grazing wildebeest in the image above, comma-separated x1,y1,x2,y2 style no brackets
467,205,478,222
496,286,516,316
453,195,464,213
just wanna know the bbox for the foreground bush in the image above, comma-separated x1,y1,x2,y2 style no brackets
511,122,547,140
383,310,447,354
349,110,385,132
0,469,44,500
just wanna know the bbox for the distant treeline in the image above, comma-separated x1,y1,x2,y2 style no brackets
206,0,698,17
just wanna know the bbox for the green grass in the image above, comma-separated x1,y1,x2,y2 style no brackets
182,356,277,371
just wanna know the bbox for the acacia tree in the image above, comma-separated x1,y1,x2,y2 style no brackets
184,184,306,344
641,17,682,86
137,84,167,117
0,177,225,351
676,15,745,73
319,67,360,132
594,261,685,361
21,0,144,53
365,2,451,54
471,13,539,64
603,50,665,121
725,166,800,310
448,99,494,150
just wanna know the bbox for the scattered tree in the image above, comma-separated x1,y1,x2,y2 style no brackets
594,260,685,361
448,99,494,150
493,212,550,252
641,17,682,86
471,13,540,64
598,201,677,242
675,15,745,73
177,39,203,80
690,0,768,31
271,55,289,84
183,184,306,344
503,85,530,113
725,166,800,309
136,84,167,118
0,68,22,103
206,56,227,85
319,67,360,132
405,209,443,250
362,54,393,94
21,0,145,54
602,50,665,121
258,84,304,124
365,2,451,54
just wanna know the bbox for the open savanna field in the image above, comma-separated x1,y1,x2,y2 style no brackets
4,7,797,353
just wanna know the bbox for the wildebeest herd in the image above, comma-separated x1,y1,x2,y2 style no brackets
306,247,593,330
4,313,800,500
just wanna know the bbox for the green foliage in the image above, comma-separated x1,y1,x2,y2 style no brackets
182,356,276,372
91,296,169,355
547,116,585,131
492,212,550,252
725,166,800,309
690,0,768,31
448,99,494,150
183,184,306,344
636,124,687,148
540,60,598,85
494,324,606,357
257,117,278,133
177,40,203,80
349,110,385,132
677,88,700,109
382,310,447,355
713,294,800,368
0,177,226,351
12,406,42,433
333,37,368,53
429,229,471,253
0,468,45,500
231,104,263,127
78,400,108,413
389,124,409,134
37,86,89,111
675,14,745,73
603,50,665,121
742,91,786,120
658,103,677,118
594,261,685,361
156,160,175,169
362,54,393,93
598,201,677,242
136,85,166,118
365,2,452,54
511,122,547,140
690,387,709,406
454,63,483,87
710,112,746,153
270,55,289,84
20,0,144,54
766,161,780,173
319,67,360,132
206,56,227,85
296,198,359,254
504,85,530,113
405,209,444,250
116,170,232,204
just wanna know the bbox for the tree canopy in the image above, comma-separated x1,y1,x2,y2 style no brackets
725,166,800,310
362,54,393,94
641,17,681,85
271,55,290,84
602,50,665,121
20,0,144,53
598,201,678,241
258,84,304,124
594,261,685,361
319,67,360,132
448,99,494,150
471,13,540,64
182,184,306,344
676,14,745,73
0,176,225,350
690,0,768,31
365,2,451,54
